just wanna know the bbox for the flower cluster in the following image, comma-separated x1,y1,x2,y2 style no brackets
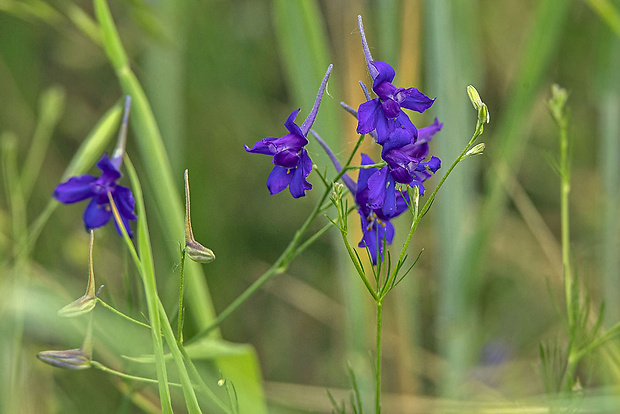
246,16,442,265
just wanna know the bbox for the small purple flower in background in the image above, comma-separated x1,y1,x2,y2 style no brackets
246,65,333,198
54,153,137,237
356,16,435,147
53,96,136,237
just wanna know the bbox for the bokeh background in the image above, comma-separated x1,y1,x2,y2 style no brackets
1,0,620,412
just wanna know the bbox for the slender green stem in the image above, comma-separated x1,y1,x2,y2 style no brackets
178,248,187,345
344,162,387,171
96,298,152,330
560,120,574,331
571,322,620,364
191,135,366,342
91,361,182,388
375,300,383,414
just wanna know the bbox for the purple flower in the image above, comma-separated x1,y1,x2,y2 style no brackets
312,130,409,265
53,154,136,237
245,109,313,198
246,65,333,198
355,16,434,148
381,118,443,187
356,154,408,265
357,61,435,146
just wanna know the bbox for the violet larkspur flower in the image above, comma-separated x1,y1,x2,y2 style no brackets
357,61,435,145
53,153,137,237
356,16,434,147
245,65,333,198
245,109,313,198
356,154,408,265
380,118,443,187
310,129,408,265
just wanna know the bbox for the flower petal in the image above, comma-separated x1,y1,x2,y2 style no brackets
53,175,97,203
284,108,304,137
83,198,112,231
381,128,412,153
266,166,293,195
96,153,121,180
426,155,441,173
357,99,382,135
366,166,389,210
395,112,418,141
417,118,443,143
371,61,396,89
381,174,397,217
400,87,435,113
273,150,301,169
271,132,308,153
289,150,313,198
114,186,137,221
245,136,277,155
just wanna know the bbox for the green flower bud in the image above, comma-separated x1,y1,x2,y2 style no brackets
464,143,486,158
184,170,215,263
58,295,97,318
58,230,98,317
467,85,490,124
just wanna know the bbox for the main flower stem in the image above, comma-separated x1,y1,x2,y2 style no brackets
375,300,383,414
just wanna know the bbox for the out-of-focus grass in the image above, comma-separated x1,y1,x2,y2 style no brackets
2,0,620,412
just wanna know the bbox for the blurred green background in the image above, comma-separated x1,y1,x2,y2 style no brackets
1,0,620,412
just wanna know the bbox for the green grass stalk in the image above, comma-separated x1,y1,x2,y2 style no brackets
93,0,217,332
107,185,174,413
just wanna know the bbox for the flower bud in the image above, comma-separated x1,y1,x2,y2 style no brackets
58,230,98,317
467,85,490,124
464,143,486,158
186,239,216,263
467,85,483,110
184,170,215,263
58,295,97,318
548,84,568,125
331,182,344,202
37,348,91,370
407,185,420,216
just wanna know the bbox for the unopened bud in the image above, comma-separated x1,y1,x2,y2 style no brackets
37,348,91,370
407,185,420,216
332,182,344,201
58,295,97,318
186,239,216,263
467,85,490,124
59,230,98,317
467,85,483,110
549,84,568,125
464,143,486,158
184,170,215,263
